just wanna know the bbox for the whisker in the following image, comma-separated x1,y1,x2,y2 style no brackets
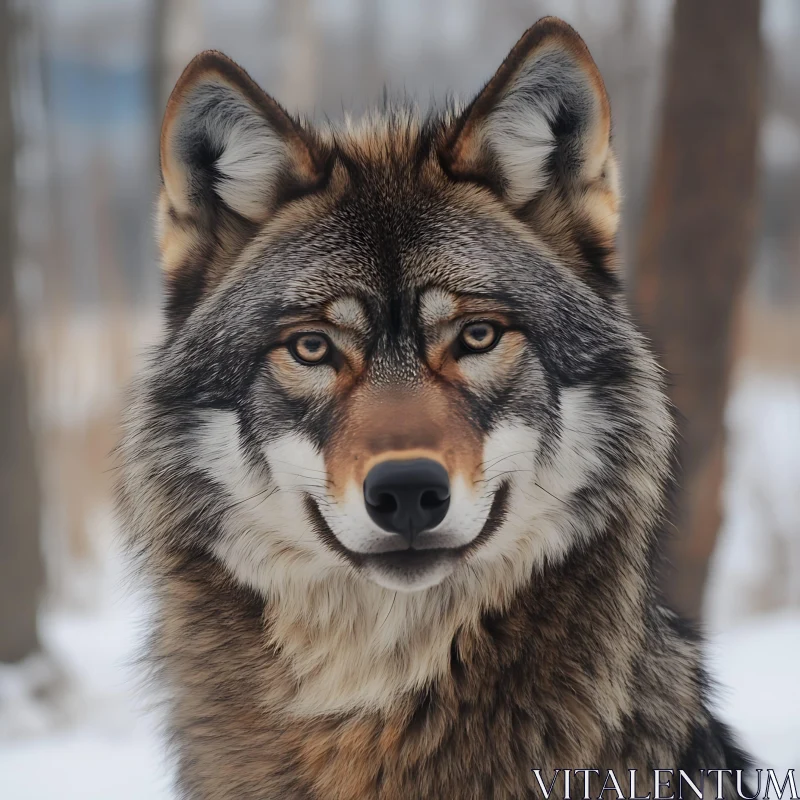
269,472,331,488
287,485,332,498
377,592,398,634
219,485,279,515
532,481,564,505
479,450,533,472
270,459,328,476
478,468,531,484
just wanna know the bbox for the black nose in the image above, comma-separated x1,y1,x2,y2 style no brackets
363,458,451,542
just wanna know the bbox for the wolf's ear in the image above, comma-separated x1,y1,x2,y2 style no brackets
161,50,322,222
442,18,619,236
157,52,326,321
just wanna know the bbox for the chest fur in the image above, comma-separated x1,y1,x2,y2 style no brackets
159,572,630,799
155,556,695,799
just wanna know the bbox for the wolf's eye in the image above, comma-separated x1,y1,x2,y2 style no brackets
289,333,331,365
459,322,499,353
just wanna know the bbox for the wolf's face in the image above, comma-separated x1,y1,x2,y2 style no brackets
191,198,564,593
121,19,671,610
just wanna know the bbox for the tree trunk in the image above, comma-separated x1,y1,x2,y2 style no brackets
635,0,763,619
0,0,44,662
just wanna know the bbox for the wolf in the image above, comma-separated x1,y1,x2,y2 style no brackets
116,16,752,800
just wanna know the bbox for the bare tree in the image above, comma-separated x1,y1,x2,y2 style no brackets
635,0,763,619
0,0,44,663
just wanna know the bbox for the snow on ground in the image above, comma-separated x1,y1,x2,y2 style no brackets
0,728,171,800
1,373,798,798
706,373,800,630
0,583,174,800
708,610,800,777
703,371,800,774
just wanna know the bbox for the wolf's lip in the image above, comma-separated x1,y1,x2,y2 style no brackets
304,482,510,566
362,547,459,570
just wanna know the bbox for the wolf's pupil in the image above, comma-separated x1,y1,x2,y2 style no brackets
292,334,329,364
461,322,497,352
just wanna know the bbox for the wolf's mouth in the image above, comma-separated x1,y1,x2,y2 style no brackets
304,482,510,570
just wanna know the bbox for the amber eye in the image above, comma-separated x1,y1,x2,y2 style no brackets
459,321,499,353
289,333,331,365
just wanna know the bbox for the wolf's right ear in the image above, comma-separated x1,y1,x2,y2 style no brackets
160,50,324,223
157,52,326,319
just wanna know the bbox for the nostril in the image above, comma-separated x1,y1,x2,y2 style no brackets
370,492,398,514
420,489,447,510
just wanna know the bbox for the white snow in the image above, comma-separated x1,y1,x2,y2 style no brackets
0,574,174,799
708,610,800,776
0,729,172,800
705,373,800,629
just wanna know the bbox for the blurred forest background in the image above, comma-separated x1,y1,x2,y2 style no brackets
0,0,798,797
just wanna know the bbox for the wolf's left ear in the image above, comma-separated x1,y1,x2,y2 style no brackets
442,17,619,237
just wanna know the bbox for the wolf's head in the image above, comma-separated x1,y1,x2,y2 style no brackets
120,18,672,651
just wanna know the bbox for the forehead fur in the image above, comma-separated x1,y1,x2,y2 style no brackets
330,104,454,162
232,104,549,311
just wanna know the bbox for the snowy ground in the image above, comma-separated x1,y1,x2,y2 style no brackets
708,611,800,776
1,373,798,798
0,592,174,800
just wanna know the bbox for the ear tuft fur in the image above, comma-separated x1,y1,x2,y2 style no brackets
443,17,617,219
156,52,329,325
160,51,322,224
